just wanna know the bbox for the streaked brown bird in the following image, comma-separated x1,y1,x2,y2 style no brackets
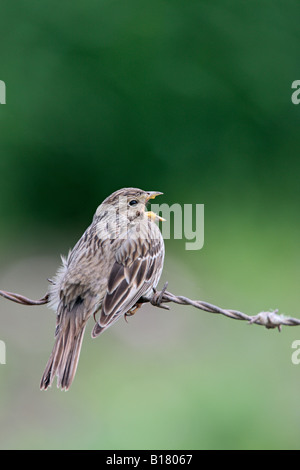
40,188,165,391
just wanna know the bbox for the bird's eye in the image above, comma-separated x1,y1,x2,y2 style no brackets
129,200,138,206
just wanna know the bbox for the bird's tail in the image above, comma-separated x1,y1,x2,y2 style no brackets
40,317,87,391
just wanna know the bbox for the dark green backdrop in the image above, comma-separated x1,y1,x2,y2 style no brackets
0,0,299,450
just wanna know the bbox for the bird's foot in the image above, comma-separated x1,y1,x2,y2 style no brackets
124,303,143,322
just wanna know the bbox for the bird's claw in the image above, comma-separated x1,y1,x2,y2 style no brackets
124,303,143,322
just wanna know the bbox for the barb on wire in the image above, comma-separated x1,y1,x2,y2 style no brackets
1,282,299,332
149,282,300,331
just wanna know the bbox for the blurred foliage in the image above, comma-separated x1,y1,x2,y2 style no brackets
0,0,300,450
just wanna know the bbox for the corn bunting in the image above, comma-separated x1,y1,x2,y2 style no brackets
40,188,165,390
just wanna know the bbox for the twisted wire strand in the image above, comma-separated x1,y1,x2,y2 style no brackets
149,283,300,331
0,289,49,305
1,282,299,331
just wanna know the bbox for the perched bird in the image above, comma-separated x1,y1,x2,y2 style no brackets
40,188,165,391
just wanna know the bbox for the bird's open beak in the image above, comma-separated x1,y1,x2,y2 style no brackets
145,191,165,221
145,191,163,201
146,211,166,222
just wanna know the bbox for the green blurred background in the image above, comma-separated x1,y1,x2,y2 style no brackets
0,0,300,450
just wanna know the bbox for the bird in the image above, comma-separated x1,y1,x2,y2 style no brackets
40,188,165,391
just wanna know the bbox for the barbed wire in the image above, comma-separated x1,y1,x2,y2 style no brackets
1,282,299,332
149,283,300,331
0,289,49,305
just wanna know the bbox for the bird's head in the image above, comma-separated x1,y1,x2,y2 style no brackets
95,187,165,223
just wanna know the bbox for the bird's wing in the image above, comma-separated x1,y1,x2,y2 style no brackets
91,235,162,337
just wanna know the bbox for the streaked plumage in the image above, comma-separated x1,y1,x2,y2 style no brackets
40,188,165,391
